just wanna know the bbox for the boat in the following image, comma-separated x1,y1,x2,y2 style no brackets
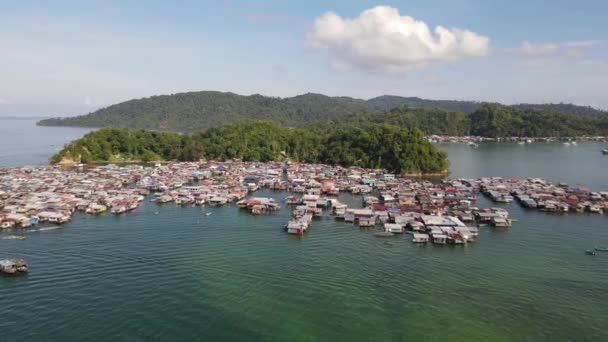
0,259,28,275
602,149,608,155
205,212,212,216
2,235,26,240
585,249,596,256
594,246,608,252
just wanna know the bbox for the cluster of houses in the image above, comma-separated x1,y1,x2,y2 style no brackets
3,160,605,247
427,135,608,144
474,177,608,214
278,166,516,243
0,165,146,229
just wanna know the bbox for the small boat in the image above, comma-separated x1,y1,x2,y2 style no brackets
2,235,26,240
0,259,28,275
205,212,212,216
602,149,608,155
594,246,608,252
585,249,596,256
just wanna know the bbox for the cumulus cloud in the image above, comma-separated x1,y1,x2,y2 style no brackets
517,40,604,56
307,6,492,73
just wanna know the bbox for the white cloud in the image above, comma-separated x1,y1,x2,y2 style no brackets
307,6,491,73
517,40,604,56
519,41,559,55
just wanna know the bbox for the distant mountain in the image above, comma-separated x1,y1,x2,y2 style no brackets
37,90,608,133
38,91,371,132
510,103,607,117
365,95,482,113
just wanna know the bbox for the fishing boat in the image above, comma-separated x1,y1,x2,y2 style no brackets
0,259,28,275
2,235,26,240
594,246,608,252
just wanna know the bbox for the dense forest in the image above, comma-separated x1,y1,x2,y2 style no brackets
469,104,608,137
51,122,449,175
37,90,608,135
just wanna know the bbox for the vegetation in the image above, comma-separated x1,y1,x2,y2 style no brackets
37,90,607,135
469,104,608,137
339,106,471,136
51,122,449,175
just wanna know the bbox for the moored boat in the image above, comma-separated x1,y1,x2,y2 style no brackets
0,259,28,275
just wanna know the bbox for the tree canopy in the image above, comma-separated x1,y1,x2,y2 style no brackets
38,90,608,136
52,121,449,175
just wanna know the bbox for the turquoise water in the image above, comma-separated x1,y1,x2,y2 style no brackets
1,119,608,341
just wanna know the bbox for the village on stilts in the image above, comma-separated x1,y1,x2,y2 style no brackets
2,160,608,273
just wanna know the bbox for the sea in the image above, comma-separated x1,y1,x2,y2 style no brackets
1,118,608,341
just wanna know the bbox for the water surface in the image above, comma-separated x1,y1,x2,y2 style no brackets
0,118,92,167
1,119,607,341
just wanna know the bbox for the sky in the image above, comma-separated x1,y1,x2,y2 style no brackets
1,0,607,116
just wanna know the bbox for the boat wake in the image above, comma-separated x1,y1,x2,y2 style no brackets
28,226,63,233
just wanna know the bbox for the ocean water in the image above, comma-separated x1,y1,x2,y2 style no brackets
0,118,92,167
1,119,608,341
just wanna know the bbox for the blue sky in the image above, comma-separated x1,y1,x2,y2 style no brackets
1,0,607,115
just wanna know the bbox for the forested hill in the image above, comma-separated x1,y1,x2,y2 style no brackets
51,122,449,175
37,90,607,132
38,92,372,132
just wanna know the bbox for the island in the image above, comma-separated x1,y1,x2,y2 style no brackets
50,121,449,176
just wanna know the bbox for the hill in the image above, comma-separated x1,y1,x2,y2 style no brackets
38,91,371,132
37,90,608,135
51,122,449,175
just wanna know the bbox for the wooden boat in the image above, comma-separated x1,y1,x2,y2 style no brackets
0,259,28,275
